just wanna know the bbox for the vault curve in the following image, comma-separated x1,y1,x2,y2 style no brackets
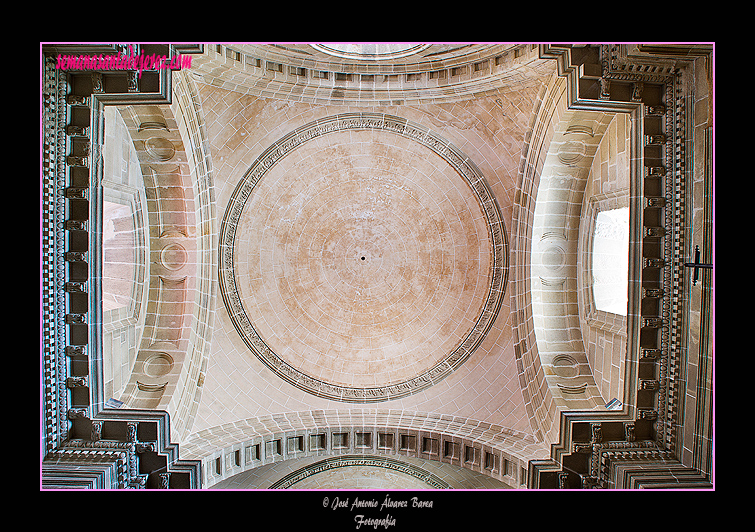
219,113,508,403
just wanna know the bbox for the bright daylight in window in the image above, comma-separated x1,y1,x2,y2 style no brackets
591,207,629,316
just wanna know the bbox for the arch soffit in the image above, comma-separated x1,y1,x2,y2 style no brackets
111,71,216,439
511,72,628,444
180,410,551,488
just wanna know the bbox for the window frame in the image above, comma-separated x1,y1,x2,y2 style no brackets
580,191,630,337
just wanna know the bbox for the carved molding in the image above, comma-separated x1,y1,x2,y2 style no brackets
41,43,203,489
269,454,451,489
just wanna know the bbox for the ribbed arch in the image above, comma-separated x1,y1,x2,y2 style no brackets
112,70,217,442
510,71,625,445
179,410,550,488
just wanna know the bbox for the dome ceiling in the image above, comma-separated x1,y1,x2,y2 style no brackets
177,46,554,487
40,42,714,491
220,113,508,402
97,43,639,487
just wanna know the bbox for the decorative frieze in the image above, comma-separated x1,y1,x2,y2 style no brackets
645,226,666,238
66,125,89,136
644,134,666,146
645,166,666,178
65,282,86,293
65,345,86,357
637,409,658,421
644,257,666,268
66,376,88,388
646,197,666,208
64,313,86,324
269,455,451,489
644,288,665,298
640,380,659,391
64,220,86,231
624,423,635,442
91,420,102,441
66,94,90,107
641,348,663,360
67,407,89,420
645,105,666,116
643,317,666,328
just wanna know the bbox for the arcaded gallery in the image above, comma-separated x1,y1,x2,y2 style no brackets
41,43,714,490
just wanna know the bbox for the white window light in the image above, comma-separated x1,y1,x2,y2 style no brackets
591,207,629,316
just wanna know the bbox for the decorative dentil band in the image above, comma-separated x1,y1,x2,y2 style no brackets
269,454,451,489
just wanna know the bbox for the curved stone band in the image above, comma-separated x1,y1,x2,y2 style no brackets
269,454,451,489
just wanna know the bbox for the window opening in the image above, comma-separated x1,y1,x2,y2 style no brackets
591,207,629,316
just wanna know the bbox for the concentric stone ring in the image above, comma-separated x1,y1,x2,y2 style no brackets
219,113,508,402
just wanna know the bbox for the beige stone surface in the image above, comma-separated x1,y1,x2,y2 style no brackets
233,127,490,389
190,80,545,436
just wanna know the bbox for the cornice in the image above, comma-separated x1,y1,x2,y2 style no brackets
529,44,713,489
182,410,549,488
41,44,204,489
189,43,554,106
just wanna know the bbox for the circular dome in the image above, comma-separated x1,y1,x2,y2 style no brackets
310,43,431,61
220,114,507,402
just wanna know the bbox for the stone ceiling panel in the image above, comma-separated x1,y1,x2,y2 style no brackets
231,126,492,393
221,113,507,403
191,80,545,436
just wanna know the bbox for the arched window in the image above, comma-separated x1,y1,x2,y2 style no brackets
591,207,629,316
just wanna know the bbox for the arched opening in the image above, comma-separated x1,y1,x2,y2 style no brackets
591,207,629,316
101,106,149,404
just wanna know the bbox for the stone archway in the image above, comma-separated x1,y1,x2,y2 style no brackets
510,71,634,445
181,410,549,488
111,70,217,441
